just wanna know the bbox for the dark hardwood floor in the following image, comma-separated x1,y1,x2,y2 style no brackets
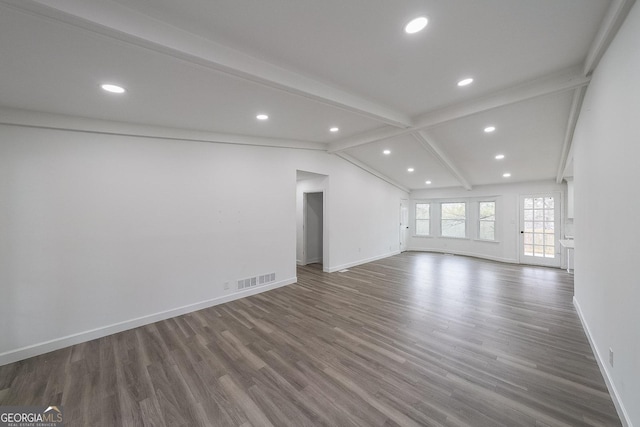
0,252,621,426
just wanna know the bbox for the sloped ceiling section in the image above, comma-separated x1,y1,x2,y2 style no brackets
0,0,634,189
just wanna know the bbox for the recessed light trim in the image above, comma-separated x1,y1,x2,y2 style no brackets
484,126,496,133
404,16,428,34
457,78,474,87
256,114,269,120
407,168,415,172
383,149,391,155
329,127,339,132
425,180,432,185
503,172,511,178
495,154,505,160
101,83,125,94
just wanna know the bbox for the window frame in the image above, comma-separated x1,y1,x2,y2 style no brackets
415,202,431,236
478,200,497,241
411,197,500,242
440,201,467,239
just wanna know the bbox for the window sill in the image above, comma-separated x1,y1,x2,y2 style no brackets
413,236,500,242
413,235,469,240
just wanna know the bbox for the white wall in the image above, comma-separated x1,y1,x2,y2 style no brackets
572,3,640,425
328,163,404,271
409,180,566,264
0,115,406,365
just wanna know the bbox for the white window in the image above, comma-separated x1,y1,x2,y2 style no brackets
478,201,496,241
415,203,430,236
441,202,466,238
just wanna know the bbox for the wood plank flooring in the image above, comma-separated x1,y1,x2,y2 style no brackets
0,252,621,426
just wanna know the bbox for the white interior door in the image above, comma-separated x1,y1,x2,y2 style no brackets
519,194,561,267
400,200,409,252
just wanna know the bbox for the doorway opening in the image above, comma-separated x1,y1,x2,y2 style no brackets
304,192,324,266
296,170,328,270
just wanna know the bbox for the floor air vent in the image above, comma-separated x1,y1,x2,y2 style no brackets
237,273,276,290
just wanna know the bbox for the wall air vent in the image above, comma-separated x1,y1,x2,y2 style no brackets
237,273,276,290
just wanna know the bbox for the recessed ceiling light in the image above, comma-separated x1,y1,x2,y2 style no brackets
457,78,474,87
383,149,391,155
101,83,125,94
256,114,269,120
407,168,415,172
329,127,339,132
495,154,505,160
503,172,511,178
484,126,496,133
404,16,428,34
425,180,432,185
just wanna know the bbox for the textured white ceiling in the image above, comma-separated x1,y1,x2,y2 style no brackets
344,134,461,190
110,0,610,115
0,0,620,189
0,6,381,142
422,91,575,185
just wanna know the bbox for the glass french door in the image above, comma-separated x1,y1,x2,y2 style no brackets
519,194,561,267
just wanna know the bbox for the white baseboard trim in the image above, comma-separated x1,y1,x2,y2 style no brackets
406,248,518,265
0,276,297,367
296,259,303,265
326,250,400,273
305,257,322,264
573,296,632,427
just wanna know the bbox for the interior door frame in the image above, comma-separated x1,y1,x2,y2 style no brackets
302,191,326,267
518,192,562,267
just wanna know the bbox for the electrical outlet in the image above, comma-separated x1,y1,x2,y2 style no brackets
609,348,614,367
223,281,229,290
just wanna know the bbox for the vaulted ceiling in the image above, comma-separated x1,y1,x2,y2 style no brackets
0,0,634,191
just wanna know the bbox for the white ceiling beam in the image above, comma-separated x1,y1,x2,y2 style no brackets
413,132,472,191
328,126,416,154
1,0,413,128
0,107,328,151
328,68,590,153
334,153,410,193
413,68,590,130
556,87,587,183
562,145,575,180
583,0,636,76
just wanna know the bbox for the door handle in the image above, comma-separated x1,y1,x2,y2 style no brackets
520,231,524,234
